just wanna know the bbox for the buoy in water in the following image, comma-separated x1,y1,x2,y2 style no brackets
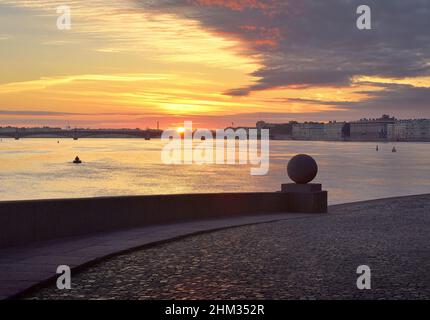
376,145,379,151
392,147,397,153
73,156,82,164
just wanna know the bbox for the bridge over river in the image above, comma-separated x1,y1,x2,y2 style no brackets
0,129,162,140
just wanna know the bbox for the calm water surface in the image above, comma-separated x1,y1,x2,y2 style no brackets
0,138,429,204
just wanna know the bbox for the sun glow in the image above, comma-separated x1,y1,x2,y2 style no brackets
0,0,262,128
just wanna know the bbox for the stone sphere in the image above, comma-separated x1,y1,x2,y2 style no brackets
287,154,318,184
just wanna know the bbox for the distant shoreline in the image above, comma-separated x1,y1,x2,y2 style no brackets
1,136,430,142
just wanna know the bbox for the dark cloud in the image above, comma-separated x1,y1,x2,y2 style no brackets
139,0,430,101
357,83,430,112
226,68,353,95
278,83,430,118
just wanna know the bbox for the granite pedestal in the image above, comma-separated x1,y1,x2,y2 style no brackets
281,184,327,213
282,154,328,213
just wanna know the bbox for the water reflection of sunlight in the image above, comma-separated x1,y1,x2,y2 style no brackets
0,139,429,204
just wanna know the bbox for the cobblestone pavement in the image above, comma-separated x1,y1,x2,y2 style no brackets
25,194,430,300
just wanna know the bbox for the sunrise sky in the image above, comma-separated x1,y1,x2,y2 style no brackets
0,0,429,129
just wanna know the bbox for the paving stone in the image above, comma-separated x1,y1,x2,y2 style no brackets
0,213,300,299
23,194,430,300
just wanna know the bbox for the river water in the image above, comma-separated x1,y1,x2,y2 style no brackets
0,138,429,204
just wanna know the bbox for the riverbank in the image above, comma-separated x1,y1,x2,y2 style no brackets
20,193,430,300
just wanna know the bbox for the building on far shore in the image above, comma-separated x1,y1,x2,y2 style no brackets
255,115,430,142
388,119,430,141
349,115,396,141
256,121,294,140
387,122,407,141
292,122,324,140
257,121,349,141
323,121,349,141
